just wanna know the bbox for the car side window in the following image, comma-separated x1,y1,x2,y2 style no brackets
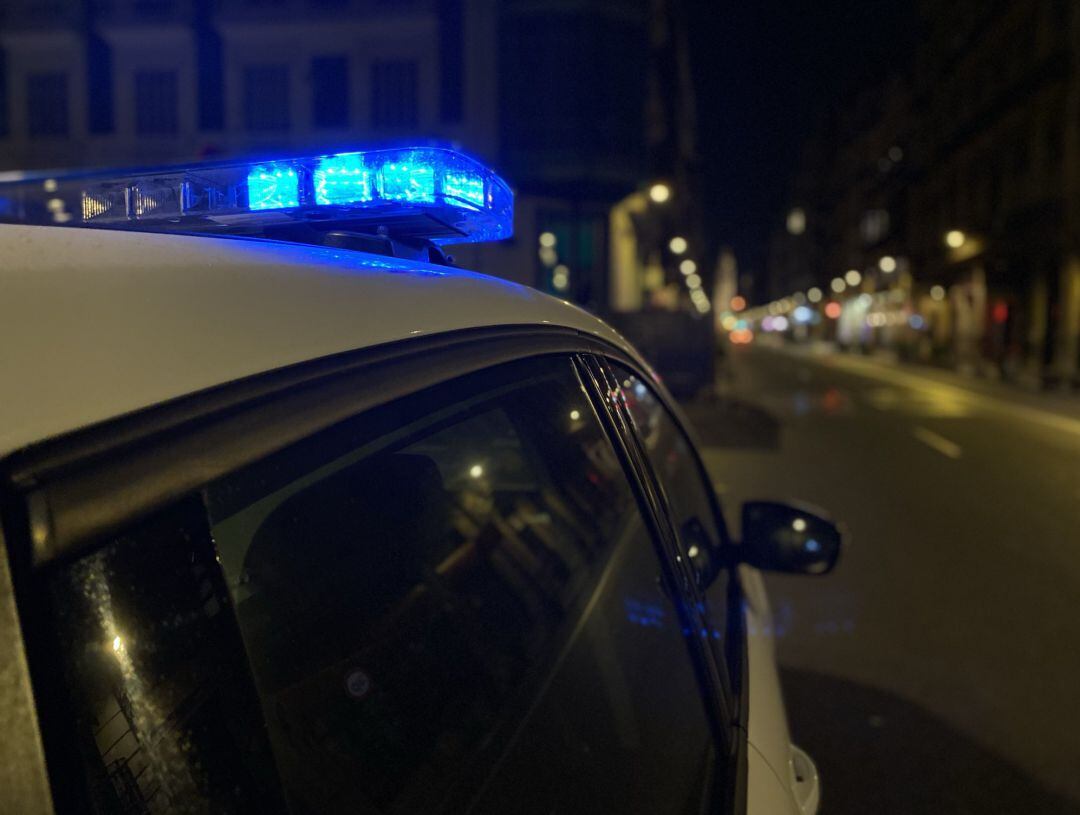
204,356,720,813
44,497,287,815
611,365,736,675
41,357,724,815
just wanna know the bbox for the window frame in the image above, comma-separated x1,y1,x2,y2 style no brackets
584,355,749,815
1,325,746,815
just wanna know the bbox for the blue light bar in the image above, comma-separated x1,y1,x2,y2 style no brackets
0,147,513,246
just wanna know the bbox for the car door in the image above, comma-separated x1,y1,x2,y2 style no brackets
7,338,738,815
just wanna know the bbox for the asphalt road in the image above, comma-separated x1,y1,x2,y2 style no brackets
687,341,1080,813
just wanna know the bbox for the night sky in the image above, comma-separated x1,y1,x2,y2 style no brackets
686,1,917,285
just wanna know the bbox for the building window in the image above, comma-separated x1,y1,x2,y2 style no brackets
197,28,224,131
438,0,463,123
371,60,417,128
311,56,348,128
26,72,68,136
0,49,8,137
134,70,178,135
244,64,289,132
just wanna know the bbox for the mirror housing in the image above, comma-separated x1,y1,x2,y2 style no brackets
740,501,842,575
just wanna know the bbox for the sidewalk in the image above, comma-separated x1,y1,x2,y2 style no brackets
757,337,1080,431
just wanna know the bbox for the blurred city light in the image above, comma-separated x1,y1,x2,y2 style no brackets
539,231,556,248
931,284,946,301
730,295,747,311
772,315,789,331
909,314,926,329
786,207,806,235
831,277,846,293
945,230,966,249
879,255,897,273
807,287,823,303
669,236,688,254
824,301,842,319
888,145,904,162
793,305,813,323
679,258,697,275
845,269,862,286
552,264,569,291
686,273,702,289
648,182,671,203
721,314,738,331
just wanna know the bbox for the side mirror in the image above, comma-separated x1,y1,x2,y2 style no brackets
740,501,842,575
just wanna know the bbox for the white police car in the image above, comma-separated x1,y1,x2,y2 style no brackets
0,148,839,815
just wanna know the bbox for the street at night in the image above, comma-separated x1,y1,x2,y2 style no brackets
692,343,1080,813
3,1,1080,813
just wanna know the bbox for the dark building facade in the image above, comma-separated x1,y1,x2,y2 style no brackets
768,0,1080,388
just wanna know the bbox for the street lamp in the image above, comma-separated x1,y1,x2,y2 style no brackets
845,269,862,287
945,230,966,249
669,236,688,255
879,255,897,273
679,258,697,275
649,183,671,204
786,208,806,236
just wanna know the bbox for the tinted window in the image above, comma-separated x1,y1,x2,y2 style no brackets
45,497,285,814
206,357,717,813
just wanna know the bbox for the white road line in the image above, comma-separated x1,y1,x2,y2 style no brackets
913,426,963,459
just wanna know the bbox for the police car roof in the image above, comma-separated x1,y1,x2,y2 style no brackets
0,224,636,457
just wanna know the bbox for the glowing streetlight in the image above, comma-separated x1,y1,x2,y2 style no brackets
649,183,671,204
539,231,556,248
879,255,897,273
945,230,966,249
668,236,688,255
686,273,702,289
807,287,823,303
679,259,697,276
830,277,846,293
786,207,806,236
845,269,862,287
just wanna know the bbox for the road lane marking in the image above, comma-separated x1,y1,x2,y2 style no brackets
913,426,963,459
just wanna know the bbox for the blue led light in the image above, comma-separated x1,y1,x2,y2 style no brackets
247,164,299,211
378,161,435,203
443,171,485,208
313,154,372,206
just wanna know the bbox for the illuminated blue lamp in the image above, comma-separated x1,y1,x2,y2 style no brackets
0,147,513,245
